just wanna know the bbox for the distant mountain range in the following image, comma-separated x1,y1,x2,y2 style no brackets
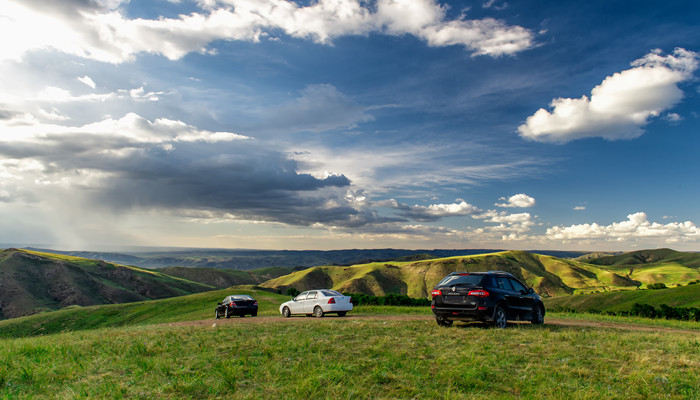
23,247,589,269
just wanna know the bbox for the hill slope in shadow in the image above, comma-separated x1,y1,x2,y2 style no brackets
0,249,213,319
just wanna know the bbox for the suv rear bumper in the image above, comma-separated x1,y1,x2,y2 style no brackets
432,305,495,322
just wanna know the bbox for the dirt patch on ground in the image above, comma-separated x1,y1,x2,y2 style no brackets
166,315,699,335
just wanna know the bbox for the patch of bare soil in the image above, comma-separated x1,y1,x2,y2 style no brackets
166,315,699,334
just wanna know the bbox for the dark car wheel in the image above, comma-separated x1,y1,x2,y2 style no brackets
282,307,291,318
252,312,257,317
225,308,231,319
313,306,324,318
215,310,220,319
337,311,346,317
531,304,545,325
436,316,453,327
492,306,507,329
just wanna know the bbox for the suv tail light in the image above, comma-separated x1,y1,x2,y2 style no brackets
468,289,489,298
328,298,336,304
253,301,258,306
431,290,442,297
349,297,352,304
229,301,237,307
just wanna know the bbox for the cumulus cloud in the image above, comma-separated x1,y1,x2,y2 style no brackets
1,0,534,63
495,193,535,208
546,212,700,244
518,48,699,143
379,199,481,222
474,210,535,233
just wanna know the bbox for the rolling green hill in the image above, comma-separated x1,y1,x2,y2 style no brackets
259,250,664,297
0,249,214,320
544,283,700,313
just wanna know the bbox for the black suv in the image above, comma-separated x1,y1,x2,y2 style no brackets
431,271,545,328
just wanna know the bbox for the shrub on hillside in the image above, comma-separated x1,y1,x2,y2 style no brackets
647,283,667,290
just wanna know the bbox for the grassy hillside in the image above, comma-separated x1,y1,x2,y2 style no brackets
1,317,697,399
545,283,700,314
259,250,658,297
583,248,700,287
0,249,214,319
0,286,288,339
158,266,300,288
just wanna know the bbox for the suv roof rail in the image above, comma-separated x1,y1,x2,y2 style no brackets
489,271,512,275
450,270,470,274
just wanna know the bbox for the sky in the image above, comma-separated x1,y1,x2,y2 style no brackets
1,0,700,252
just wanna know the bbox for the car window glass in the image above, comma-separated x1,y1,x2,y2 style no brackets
223,297,230,303
307,291,318,299
321,290,342,296
509,279,527,293
437,274,483,287
295,292,308,301
497,277,514,291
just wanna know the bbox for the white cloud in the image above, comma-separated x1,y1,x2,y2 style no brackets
379,198,481,221
495,193,535,208
573,206,586,211
77,76,96,89
546,212,700,243
1,0,534,63
664,112,682,123
518,48,699,143
0,112,250,145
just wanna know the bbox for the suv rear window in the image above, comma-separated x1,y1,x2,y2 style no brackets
436,274,484,287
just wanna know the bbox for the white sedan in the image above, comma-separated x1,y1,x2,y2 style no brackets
280,289,353,318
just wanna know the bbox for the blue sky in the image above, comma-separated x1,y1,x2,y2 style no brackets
1,0,699,251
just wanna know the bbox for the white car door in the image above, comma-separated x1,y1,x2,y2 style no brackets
289,292,308,314
304,291,319,313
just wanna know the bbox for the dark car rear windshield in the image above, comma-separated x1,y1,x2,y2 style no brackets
436,274,484,287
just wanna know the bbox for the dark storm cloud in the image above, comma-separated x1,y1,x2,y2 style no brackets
0,124,397,226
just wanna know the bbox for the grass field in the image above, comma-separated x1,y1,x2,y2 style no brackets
1,315,698,399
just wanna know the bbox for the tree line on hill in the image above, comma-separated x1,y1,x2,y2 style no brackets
284,287,430,307
559,303,700,322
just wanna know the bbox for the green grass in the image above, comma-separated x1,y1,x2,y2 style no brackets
1,317,698,399
549,311,700,331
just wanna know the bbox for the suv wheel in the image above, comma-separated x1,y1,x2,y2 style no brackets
492,306,507,329
531,304,544,325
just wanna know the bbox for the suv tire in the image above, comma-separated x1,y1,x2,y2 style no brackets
492,306,507,329
531,304,544,324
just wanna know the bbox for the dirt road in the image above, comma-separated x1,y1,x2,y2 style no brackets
169,314,700,335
